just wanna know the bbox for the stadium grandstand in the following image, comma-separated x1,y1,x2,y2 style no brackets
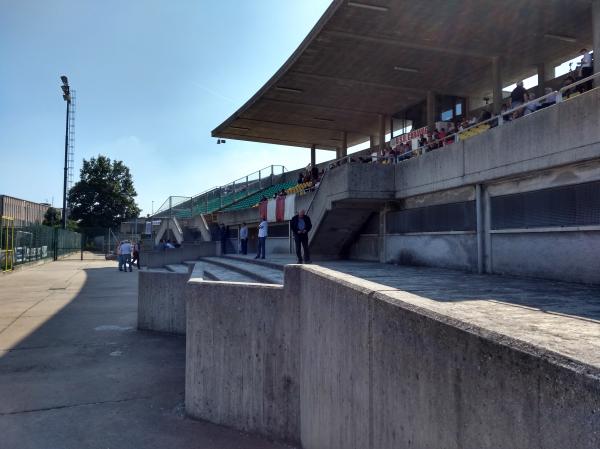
149,0,600,285
138,2,600,448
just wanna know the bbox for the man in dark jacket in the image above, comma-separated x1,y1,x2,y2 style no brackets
290,209,312,264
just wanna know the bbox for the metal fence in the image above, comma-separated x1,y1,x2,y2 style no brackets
153,165,287,219
0,217,82,271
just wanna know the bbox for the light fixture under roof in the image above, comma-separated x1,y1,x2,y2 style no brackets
544,33,577,43
347,1,389,12
230,126,250,131
312,117,335,122
275,86,304,94
394,66,420,73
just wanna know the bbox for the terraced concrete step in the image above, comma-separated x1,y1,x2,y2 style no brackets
221,255,287,271
200,257,284,285
165,264,189,273
201,261,257,283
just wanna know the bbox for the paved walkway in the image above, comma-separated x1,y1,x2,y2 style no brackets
0,260,294,449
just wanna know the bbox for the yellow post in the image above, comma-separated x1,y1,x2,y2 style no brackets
1,216,15,272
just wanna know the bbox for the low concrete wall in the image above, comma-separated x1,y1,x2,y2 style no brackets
185,264,600,448
185,280,299,443
384,233,478,271
142,242,217,268
490,231,600,284
138,270,189,334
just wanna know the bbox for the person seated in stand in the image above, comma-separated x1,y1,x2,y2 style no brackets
446,123,456,143
501,103,512,122
562,76,576,99
418,136,427,154
538,87,557,109
523,91,539,115
297,172,304,184
438,128,447,147
478,108,492,124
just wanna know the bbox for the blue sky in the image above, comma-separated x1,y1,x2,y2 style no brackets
0,0,333,215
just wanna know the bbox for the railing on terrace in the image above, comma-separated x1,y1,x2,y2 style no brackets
327,72,600,167
153,165,287,219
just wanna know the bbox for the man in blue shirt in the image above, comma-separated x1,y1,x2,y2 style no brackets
290,209,312,264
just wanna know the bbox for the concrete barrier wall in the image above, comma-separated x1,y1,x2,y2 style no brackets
490,231,600,284
142,242,217,268
184,264,600,448
384,234,478,271
138,270,189,334
296,266,600,449
185,280,299,443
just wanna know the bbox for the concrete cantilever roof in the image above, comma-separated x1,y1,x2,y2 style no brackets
212,0,592,151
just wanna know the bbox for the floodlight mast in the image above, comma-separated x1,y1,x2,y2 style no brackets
60,75,71,229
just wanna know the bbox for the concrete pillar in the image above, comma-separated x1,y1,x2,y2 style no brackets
593,0,600,84
492,56,503,115
378,207,387,263
340,132,348,158
378,114,386,152
536,63,547,97
426,91,436,131
475,184,484,274
310,144,316,167
369,135,377,149
483,187,493,273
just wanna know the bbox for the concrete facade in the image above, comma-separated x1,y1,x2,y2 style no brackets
138,270,189,334
185,280,299,443
142,242,217,268
183,264,600,449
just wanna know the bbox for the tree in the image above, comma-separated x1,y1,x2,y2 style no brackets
68,155,141,229
42,207,61,227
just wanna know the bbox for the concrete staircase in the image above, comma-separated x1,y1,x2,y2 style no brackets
198,256,284,284
305,163,396,258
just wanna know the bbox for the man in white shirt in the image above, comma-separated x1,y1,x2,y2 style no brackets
239,223,249,255
255,219,268,259
119,240,132,272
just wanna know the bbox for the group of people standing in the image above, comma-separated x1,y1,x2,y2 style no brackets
220,209,313,264
116,239,140,272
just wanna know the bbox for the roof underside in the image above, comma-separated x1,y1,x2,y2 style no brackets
213,0,592,150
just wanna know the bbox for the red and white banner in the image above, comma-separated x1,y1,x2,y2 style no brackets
260,194,296,222
391,126,428,149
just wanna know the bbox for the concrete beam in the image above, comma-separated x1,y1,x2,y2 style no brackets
426,91,436,131
492,56,503,115
289,70,426,95
324,29,494,60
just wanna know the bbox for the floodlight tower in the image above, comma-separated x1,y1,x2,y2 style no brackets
60,76,76,229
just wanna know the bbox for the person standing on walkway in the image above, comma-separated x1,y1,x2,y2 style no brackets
291,209,312,264
239,222,248,255
219,224,228,255
255,219,268,259
116,241,123,271
131,240,140,270
119,240,133,272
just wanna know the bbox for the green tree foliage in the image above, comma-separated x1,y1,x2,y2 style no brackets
42,207,61,227
68,155,140,229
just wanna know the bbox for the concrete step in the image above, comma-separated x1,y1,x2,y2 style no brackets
165,264,189,273
200,257,284,285
221,255,287,271
201,261,257,283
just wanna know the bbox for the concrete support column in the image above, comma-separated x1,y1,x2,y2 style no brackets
369,135,377,149
310,144,316,167
378,114,386,153
378,207,387,263
426,91,436,131
483,187,493,273
536,63,547,97
492,56,503,115
475,184,484,274
340,132,348,158
593,0,600,85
